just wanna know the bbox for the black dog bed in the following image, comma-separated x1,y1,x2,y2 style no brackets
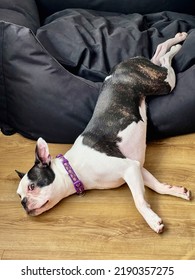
1,0,195,143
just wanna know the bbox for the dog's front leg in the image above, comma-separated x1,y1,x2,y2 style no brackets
142,168,191,200
124,162,164,233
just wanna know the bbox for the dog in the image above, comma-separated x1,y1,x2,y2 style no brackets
16,32,191,233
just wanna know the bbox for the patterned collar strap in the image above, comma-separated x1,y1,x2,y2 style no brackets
56,154,85,196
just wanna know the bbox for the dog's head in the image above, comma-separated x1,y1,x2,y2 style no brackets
16,138,65,216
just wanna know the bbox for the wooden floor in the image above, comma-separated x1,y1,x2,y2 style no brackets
0,132,194,260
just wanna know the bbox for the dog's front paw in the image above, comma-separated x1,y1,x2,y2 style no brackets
145,211,164,234
163,183,191,200
151,217,164,234
180,187,191,200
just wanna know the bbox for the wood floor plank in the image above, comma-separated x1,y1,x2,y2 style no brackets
0,132,195,260
3,246,194,260
0,250,4,260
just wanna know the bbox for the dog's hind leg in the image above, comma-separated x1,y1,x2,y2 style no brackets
151,32,187,66
158,44,182,90
123,163,164,233
142,168,191,200
150,33,187,91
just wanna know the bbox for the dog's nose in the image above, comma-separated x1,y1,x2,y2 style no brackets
21,197,28,209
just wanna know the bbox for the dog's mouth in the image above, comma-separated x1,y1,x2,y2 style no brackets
27,200,49,216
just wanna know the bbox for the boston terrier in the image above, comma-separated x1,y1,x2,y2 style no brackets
16,32,191,233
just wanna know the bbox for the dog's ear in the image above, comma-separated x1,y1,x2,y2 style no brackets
15,170,25,179
35,137,51,166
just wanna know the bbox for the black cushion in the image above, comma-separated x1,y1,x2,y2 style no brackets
37,9,152,82
37,9,195,81
147,64,195,139
35,0,195,20
0,21,100,142
0,0,40,32
1,1,195,143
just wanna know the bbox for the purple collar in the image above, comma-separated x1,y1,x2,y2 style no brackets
56,154,85,196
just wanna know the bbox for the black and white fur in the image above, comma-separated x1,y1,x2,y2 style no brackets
17,33,191,233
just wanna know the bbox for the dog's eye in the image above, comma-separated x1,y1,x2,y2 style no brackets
28,183,35,191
